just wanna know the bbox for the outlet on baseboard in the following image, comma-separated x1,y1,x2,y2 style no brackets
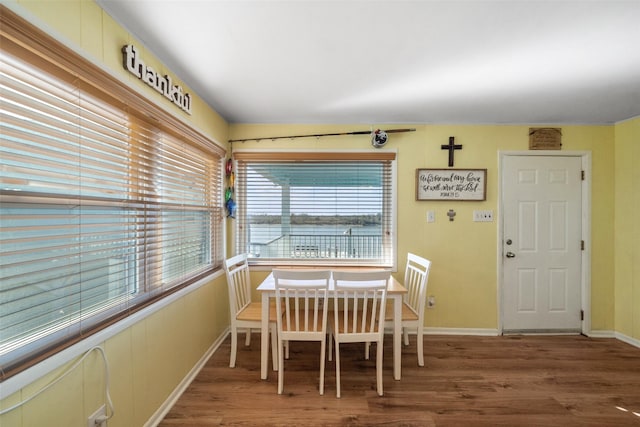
473,210,494,222
88,404,107,427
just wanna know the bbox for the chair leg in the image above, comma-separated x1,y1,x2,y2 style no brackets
319,338,326,395
277,338,285,394
417,325,425,367
229,327,238,368
403,327,409,346
376,339,384,396
335,341,341,398
365,342,370,360
328,332,333,361
245,328,251,346
270,324,278,371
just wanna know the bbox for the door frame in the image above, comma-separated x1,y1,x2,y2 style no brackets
498,150,592,335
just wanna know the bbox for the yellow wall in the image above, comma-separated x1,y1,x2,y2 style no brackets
0,0,635,426
614,117,640,341
0,1,230,427
231,123,616,332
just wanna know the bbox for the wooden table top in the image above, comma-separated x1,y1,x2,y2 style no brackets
257,271,407,294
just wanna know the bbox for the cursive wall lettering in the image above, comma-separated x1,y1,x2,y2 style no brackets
416,169,486,201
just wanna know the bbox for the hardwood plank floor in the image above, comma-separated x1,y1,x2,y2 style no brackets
159,334,640,426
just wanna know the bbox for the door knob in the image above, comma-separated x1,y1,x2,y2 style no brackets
506,252,516,258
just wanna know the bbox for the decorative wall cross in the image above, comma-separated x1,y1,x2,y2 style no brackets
441,136,463,167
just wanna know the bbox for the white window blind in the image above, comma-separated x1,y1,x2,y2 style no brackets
0,10,224,380
234,152,396,267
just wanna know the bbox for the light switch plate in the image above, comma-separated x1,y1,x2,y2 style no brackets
426,211,435,223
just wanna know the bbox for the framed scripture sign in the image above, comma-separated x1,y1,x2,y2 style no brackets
416,169,487,201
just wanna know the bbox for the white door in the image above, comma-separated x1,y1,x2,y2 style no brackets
502,155,583,332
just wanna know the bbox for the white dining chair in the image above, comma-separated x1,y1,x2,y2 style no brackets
224,253,278,370
329,270,390,398
273,269,331,395
366,253,432,366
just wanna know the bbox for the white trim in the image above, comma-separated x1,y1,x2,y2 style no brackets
587,330,640,349
0,270,224,400
497,151,592,336
232,148,399,271
581,152,593,334
144,328,230,427
418,328,639,350
614,332,640,349
587,330,616,338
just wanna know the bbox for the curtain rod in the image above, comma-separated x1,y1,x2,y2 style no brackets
228,128,416,143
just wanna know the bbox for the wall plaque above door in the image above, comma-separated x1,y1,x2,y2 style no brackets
529,128,562,150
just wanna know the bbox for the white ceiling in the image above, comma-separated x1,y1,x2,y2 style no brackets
97,0,640,125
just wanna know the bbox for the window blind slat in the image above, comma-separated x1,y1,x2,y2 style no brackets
235,158,395,267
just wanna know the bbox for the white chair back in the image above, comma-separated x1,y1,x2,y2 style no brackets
404,253,432,317
224,253,278,371
398,253,432,367
225,253,252,317
330,270,390,397
273,269,331,341
332,270,389,342
272,269,331,395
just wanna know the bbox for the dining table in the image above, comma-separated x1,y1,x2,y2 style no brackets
257,270,408,381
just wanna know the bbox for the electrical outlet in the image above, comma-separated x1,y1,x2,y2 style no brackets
427,295,435,308
473,210,494,222
88,404,107,427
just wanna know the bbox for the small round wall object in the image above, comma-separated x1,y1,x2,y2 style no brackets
371,129,388,148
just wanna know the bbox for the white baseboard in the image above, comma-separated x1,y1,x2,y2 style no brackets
419,327,640,350
585,330,640,349
586,330,616,338
145,328,230,427
614,331,640,349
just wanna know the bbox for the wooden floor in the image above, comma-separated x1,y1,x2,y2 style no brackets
159,334,640,426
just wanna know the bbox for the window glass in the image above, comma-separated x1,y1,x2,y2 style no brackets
234,154,395,267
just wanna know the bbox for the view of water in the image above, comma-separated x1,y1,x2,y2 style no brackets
249,224,382,244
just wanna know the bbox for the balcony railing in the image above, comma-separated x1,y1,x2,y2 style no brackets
249,233,383,259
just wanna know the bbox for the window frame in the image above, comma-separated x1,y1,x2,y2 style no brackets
232,150,397,269
0,5,226,382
